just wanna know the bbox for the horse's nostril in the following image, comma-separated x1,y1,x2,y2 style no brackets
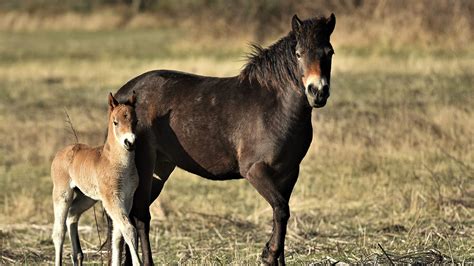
308,84,317,94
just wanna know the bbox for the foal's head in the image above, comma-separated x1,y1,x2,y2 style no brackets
292,13,336,108
108,92,138,151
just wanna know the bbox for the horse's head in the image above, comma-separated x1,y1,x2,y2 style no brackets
108,91,138,152
292,13,336,108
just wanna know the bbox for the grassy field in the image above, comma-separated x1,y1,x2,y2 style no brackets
0,28,473,264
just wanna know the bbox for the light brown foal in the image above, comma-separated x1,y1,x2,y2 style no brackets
51,92,141,266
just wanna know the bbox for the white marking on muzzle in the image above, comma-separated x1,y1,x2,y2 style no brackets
318,77,328,91
304,75,329,92
120,133,136,147
304,75,330,106
303,75,320,90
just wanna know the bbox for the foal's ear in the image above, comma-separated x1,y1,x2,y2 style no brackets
128,90,137,107
292,14,302,35
326,13,336,35
108,92,119,109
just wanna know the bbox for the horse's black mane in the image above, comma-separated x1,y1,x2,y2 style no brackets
240,16,329,91
239,32,300,90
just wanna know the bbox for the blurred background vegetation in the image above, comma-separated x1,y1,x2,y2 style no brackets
0,0,472,49
0,0,472,264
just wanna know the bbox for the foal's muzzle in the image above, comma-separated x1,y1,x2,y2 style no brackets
121,133,136,151
124,139,135,151
305,77,330,108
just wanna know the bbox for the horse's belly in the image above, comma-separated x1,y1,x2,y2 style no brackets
171,142,240,180
157,126,239,179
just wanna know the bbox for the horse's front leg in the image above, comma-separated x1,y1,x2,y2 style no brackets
275,168,299,265
246,162,291,265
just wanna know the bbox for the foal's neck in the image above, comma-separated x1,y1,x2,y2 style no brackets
102,123,134,167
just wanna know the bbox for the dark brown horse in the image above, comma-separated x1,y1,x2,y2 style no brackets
114,13,335,265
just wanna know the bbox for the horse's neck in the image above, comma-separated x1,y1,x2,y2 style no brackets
273,87,312,134
241,32,311,130
102,131,134,168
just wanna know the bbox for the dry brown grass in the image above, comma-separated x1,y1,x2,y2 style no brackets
0,24,473,263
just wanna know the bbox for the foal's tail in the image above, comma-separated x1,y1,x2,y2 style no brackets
63,108,79,143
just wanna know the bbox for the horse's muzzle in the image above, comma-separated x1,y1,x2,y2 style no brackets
308,83,330,108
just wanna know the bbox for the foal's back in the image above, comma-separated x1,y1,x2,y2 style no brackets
51,143,106,200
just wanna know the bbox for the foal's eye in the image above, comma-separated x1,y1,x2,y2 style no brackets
113,121,118,126
296,51,302,59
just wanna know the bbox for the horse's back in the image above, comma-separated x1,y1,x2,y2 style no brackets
114,70,251,179
113,69,306,179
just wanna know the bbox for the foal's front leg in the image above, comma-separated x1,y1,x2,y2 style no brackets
125,146,156,266
246,162,291,265
103,198,141,266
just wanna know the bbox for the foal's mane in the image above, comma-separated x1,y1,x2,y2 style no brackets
239,32,300,91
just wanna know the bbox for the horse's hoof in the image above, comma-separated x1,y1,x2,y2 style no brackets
261,245,277,265
278,255,286,266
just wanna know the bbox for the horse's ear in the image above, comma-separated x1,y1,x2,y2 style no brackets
326,13,336,35
292,14,302,35
128,90,137,107
108,92,118,109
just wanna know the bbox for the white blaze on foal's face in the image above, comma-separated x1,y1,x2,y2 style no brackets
112,106,137,151
108,92,138,152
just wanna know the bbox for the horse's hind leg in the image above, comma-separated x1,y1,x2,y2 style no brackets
67,190,97,266
52,183,74,266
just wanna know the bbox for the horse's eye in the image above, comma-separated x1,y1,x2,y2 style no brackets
296,51,302,59
113,121,118,126
327,49,335,56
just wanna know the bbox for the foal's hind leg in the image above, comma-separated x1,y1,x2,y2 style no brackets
52,185,74,266
67,190,97,266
